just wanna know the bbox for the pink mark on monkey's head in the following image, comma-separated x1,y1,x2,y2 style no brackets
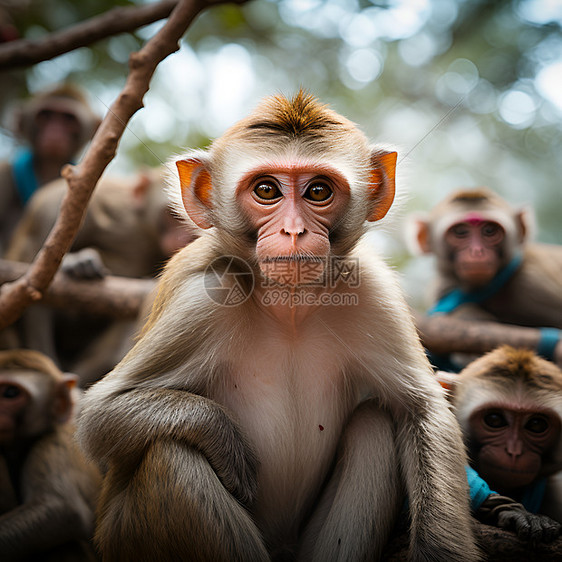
462,212,484,225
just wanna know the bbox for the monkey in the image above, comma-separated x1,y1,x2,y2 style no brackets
76,91,480,562
4,168,197,386
449,346,562,527
0,348,100,561
0,84,100,256
409,188,562,369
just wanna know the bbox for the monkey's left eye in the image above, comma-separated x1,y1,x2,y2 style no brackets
304,183,333,204
482,222,503,238
483,411,507,428
3,385,21,399
253,182,282,202
525,416,549,434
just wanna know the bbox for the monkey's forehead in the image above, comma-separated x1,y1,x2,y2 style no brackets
0,369,54,398
456,379,562,421
27,96,98,125
430,207,518,238
210,141,372,189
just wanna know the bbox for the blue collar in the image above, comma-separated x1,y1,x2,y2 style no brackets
520,476,547,513
429,254,523,316
11,148,39,204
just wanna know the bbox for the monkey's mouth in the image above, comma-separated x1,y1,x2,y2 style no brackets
258,255,327,286
261,256,324,263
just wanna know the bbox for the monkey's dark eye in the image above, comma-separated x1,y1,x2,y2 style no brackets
253,182,282,202
525,416,549,434
483,411,507,428
450,224,469,238
3,385,21,399
481,222,504,243
304,183,333,204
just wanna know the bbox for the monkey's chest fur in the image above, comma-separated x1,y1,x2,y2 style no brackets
212,314,361,547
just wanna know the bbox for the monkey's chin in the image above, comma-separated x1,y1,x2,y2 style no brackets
481,466,538,489
258,257,326,287
456,266,496,287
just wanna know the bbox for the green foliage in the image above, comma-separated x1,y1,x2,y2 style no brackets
2,0,561,248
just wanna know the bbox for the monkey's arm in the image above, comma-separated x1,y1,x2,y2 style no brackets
0,427,98,557
78,387,258,507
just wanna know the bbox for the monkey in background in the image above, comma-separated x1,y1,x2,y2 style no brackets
4,168,197,386
410,188,562,369
77,91,479,561
0,349,100,561
0,84,101,256
442,347,562,538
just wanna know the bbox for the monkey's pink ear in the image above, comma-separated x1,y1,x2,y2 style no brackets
435,370,459,395
53,374,78,424
412,218,432,254
515,208,533,244
367,150,397,222
176,158,214,229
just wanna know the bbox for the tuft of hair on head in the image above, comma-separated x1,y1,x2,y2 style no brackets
0,348,63,380
462,345,562,391
436,187,514,214
250,89,339,136
238,89,359,147
450,188,493,204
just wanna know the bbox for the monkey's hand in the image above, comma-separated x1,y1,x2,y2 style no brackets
476,493,561,544
61,248,108,279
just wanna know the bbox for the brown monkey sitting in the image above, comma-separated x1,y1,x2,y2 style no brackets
0,349,100,560
77,91,479,562
449,346,562,540
410,188,562,369
5,169,197,386
0,84,100,256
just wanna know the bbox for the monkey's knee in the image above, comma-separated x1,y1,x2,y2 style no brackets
96,440,269,562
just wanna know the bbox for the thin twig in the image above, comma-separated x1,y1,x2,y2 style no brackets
0,0,249,329
0,0,179,70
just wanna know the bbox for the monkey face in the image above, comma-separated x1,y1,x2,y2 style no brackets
469,405,561,490
235,163,351,286
445,218,505,287
0,381,30,444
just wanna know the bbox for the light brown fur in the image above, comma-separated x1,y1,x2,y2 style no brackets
412,187,562,328
0,349,100,561
5,171,197,386
453,346,562,523
78,92,479,562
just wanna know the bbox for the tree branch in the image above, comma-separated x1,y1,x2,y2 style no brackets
0,260,155,318
0,0,180,70
415,314,546,356
0,0,249,331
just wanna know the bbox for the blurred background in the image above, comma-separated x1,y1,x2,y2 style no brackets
1,0,560,308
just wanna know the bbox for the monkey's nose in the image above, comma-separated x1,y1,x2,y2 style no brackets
505,439,523,459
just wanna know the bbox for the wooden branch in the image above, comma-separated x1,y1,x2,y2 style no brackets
415,314,546,356
0,260,155,318
0,0,179,69
384,520,562,561
0,0,249,331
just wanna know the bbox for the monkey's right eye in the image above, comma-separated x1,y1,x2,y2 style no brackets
450,224,469,238
253,182,282,202
483,411,507,428
3,385,21,399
